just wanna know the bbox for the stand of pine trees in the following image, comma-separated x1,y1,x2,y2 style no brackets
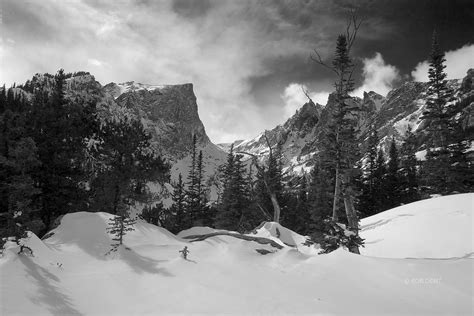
0,69,169,253
420,32,472,195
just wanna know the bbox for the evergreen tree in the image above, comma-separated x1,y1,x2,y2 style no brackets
357,124,379,217
400,126,420,204
420,32,455,195
307,158,334,242
312,32,363,253
0,99,42,254
91,117,168,217
185,134,199,225
215,149,252,232
169,174,187,233
30,69,97,232
282,175,311,235
106,213,136,253
184,135,210,227
447,122,472,192
385,138,402,209
373,148,387,210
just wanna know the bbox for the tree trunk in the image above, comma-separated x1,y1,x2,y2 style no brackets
270,192,281,223
342,176,360,254
332,167,340,221
119,217,124,245
112,185,120,215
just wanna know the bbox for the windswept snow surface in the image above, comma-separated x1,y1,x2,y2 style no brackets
360,193,474,259
1,194,473,315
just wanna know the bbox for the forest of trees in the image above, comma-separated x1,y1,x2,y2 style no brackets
0,69,169,253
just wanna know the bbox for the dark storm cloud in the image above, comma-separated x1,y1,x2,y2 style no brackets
1,0,473,143
172,0,212,18
2,1,55,42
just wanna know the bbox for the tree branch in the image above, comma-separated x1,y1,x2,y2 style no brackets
310,50,339,75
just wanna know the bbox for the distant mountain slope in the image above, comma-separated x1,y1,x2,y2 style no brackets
229,69,474,174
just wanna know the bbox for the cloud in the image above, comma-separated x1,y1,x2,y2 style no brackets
282,83,329,118
87,58,105,67
352,52,400,98
1,0,324,143
411,44,474,82
0,0,401,143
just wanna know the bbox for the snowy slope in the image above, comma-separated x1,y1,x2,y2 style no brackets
360,193,474,259
1,195,473,315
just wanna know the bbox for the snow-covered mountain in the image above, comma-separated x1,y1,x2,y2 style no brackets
226,69,474,173
1,193,472,315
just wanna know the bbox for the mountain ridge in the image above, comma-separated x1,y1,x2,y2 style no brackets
226,70,473,174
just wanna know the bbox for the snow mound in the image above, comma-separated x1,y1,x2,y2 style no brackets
1,208,473,315
360,193,474,259
249,222,318,255
45,212,184,257
177,226,230,238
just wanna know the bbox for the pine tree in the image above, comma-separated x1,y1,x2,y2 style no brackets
314,33,363,253
30,69,97,231
282,174,311,235
420,31,455,195
106,213,136,253
184,135,210,227
185,135,199,225
307,156,334,242
373,148,387,211
0,99,42,254
91,117,168,216
447,122,472,192
400,126,420,204
357,124,379,217
215,146,237,229
385,138,402,209
215,149,252,232
169,174,187,233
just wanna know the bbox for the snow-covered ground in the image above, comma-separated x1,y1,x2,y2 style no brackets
360,193,473,259
1,194,473,315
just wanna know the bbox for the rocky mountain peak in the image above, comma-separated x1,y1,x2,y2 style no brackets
111,82,210,160
461,68,474,93
362,91,385,112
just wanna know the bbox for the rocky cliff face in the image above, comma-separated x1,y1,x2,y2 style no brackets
104,81,211,160
228,100,323,173
229,69,473,174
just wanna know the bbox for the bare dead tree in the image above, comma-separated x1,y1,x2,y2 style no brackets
237,131,282,223
301,86,314,104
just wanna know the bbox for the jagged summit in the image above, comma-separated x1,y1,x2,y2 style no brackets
103,81,194,100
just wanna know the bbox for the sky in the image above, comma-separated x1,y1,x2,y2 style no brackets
1,0,473,144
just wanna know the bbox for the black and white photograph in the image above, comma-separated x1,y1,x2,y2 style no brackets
0,0,473,315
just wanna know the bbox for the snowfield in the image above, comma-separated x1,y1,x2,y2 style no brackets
1,194,473,315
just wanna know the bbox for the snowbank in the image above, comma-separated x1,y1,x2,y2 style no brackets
177,226,233,238
361,193,473,259
251,222,304,246
1,204,473,315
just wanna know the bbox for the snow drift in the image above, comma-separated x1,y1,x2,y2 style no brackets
1,194,473,315
360,193,473,259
